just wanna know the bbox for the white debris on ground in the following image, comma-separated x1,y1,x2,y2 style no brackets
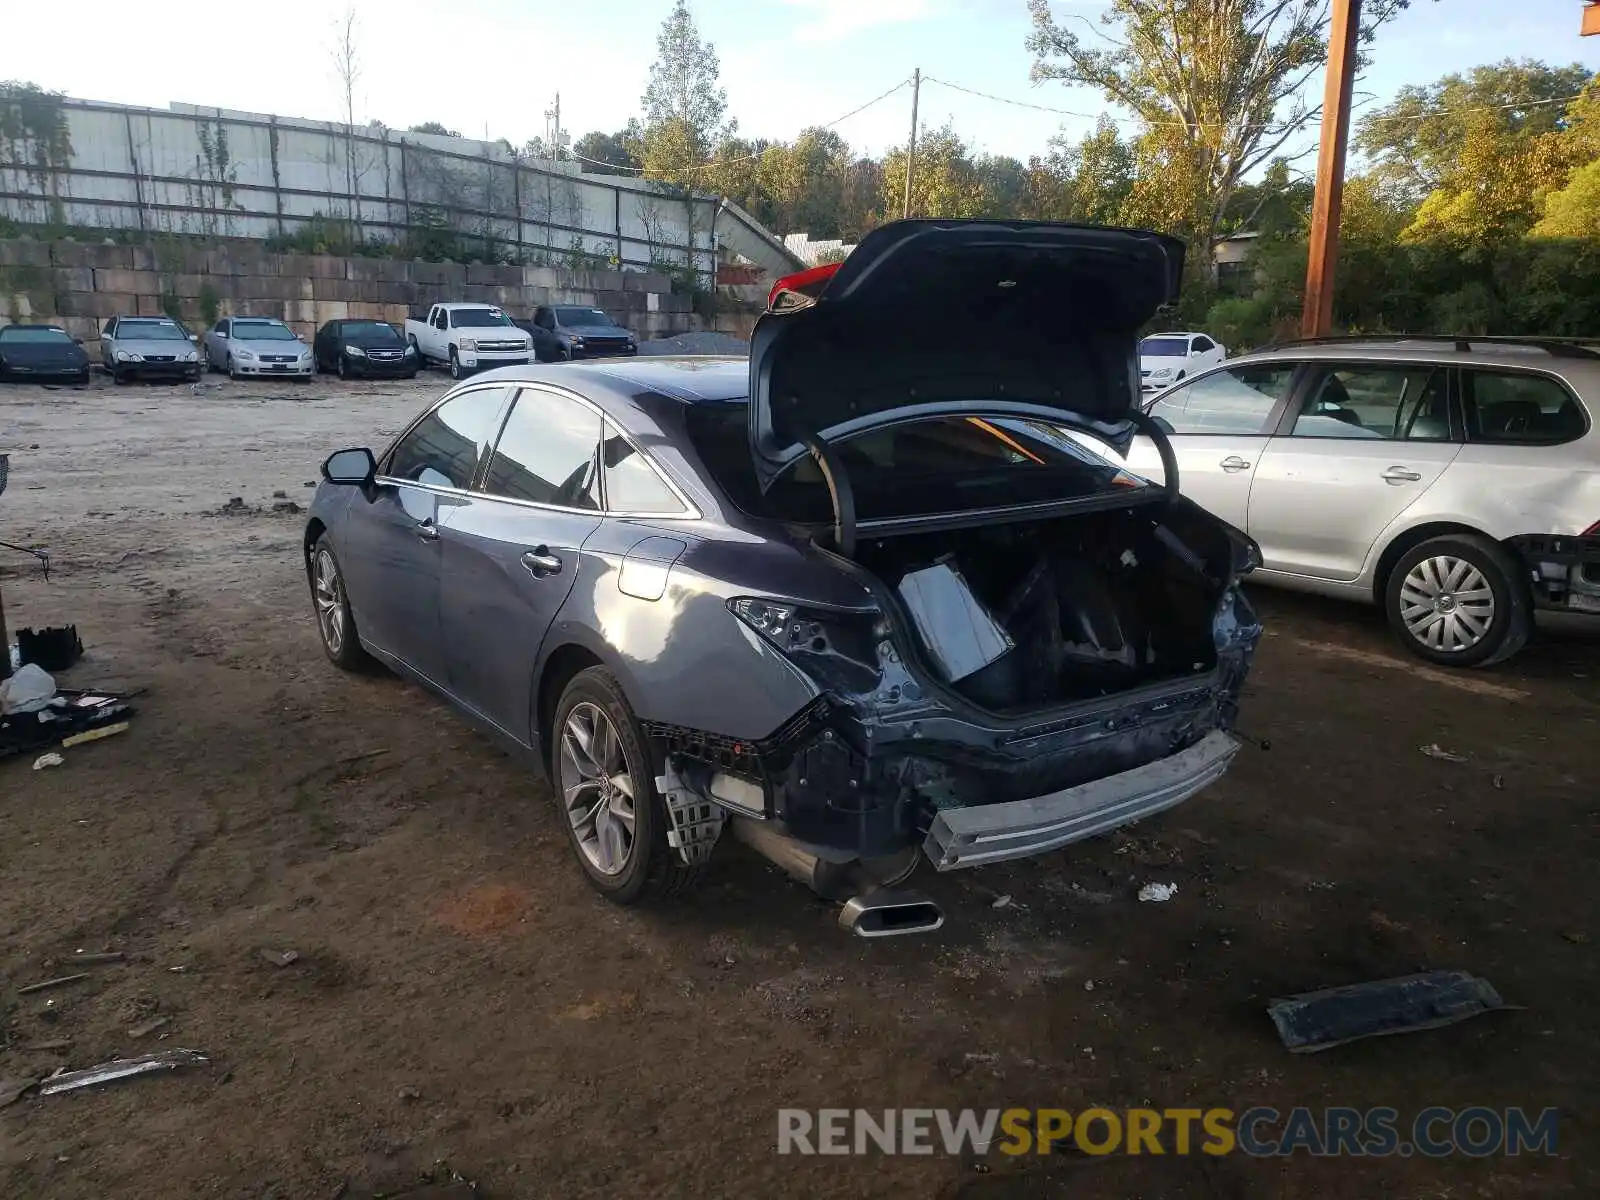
1420,743,1468,763
636,331,750,357
1138,882,1179,903
32,752,64,771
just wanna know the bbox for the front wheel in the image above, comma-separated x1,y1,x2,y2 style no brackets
1384,534,1531,668
448,347,465,380
310,538,371,671
337,355,349,380
227,355,241,381
551,667,705,904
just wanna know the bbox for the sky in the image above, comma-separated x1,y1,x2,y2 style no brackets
10,0,1600,165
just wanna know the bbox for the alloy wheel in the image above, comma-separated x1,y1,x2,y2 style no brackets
312,549,346,656
1398,555,1495,653
558,702,637,877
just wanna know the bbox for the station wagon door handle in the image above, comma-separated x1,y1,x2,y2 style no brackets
522,549,563,576
1219,455,1252,473
1381,466,1423,484
415,519,440,542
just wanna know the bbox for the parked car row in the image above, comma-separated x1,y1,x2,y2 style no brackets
0,300,641,388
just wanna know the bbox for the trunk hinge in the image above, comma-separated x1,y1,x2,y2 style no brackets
799,431,857,558
1131,409,1180,500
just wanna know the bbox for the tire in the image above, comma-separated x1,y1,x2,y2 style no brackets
405,370,418,380
337,355,349,380
74,369,91,387
448,347,465,380
207,353,220,374
550,667,705,904
309,537,372,671
227,354,241,381
408,336,423,367
111,367,127,385
1384,533,1531,668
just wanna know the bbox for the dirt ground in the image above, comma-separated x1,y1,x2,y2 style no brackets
0,372,1596,1199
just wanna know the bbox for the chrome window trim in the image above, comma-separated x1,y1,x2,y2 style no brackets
375,379,702,521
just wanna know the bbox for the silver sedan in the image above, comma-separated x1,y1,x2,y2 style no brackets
202,317,315,379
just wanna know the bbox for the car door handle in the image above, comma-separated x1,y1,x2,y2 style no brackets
415,519,440,542
522,549,563,576
1381,466,1423,484
1219,455,1252,472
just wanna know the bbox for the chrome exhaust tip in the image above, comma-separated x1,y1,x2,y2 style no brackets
838,890,946,938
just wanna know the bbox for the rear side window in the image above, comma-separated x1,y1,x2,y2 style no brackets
1288,365,1450,441
1149,364,1295,435
1463,370,1587,445
601,422,686,514
385,387,507,489
1192,335,1214,352
482,390,601,509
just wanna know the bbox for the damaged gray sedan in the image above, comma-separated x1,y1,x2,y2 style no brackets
303,219,1263,935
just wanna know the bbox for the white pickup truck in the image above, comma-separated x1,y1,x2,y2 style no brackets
404,303,534,380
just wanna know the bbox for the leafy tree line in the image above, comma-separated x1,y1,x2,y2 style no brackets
579,1,1599,347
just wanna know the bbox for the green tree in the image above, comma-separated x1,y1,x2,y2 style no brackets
574,130,640,174
1532,158,1600,238
407,121,460,138
1054,117,1136,224
640,0,730,185
1356,59,1593,205
880,124,986,219
1027,0,1411,273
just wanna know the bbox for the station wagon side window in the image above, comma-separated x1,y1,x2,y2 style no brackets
1461,370,1587,446
1148,364,1295,435
1288,365,1450,441
601,421,687,514
384,387,508,490
480,389,601,509
1191,335,1215,353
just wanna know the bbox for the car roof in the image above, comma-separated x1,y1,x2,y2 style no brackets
0,323,68,334
1230,338,1600,371
1144,331,1204,339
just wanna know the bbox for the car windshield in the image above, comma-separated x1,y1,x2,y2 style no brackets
451,308,514,328
0,326,72,345
556,307,616,327
1140,337,1188,357
118,320,188,341
233,320,297,341
340,321,403,344
685,404,1144,524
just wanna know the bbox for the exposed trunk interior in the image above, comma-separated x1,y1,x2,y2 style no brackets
851,506,1231,712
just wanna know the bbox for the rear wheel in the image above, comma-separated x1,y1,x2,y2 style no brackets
551,667,705,903
1384,534,1530,668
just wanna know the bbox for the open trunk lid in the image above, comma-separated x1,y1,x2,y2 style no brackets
747,219,1185,492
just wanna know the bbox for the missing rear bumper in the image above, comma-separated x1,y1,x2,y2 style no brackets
1509,533,1600,614
923,729,1239,870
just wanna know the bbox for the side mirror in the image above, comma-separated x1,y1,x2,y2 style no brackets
73,337,84,345
190,334,200,343
322,447,377,485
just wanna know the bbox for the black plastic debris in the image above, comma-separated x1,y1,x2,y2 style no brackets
17,625,84,672
0,689,135,763
1269,970,1509,1053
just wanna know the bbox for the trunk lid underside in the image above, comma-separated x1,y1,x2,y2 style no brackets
747,218,1186,493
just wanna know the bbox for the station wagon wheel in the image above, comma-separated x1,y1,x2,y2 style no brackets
309,537,370,670
1384,534,1530,669
550,667,707,903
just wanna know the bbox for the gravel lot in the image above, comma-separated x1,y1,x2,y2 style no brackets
1,371,1597,1199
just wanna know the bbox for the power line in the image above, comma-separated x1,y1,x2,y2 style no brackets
566,77,914,176
922,74,1593,133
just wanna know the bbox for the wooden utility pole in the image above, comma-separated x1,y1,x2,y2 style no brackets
1301,0,1362,338
903,68,921,219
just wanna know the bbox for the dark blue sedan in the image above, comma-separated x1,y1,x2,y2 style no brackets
299,220,1262,936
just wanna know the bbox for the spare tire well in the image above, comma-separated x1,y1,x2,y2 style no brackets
1373,522,1492,603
